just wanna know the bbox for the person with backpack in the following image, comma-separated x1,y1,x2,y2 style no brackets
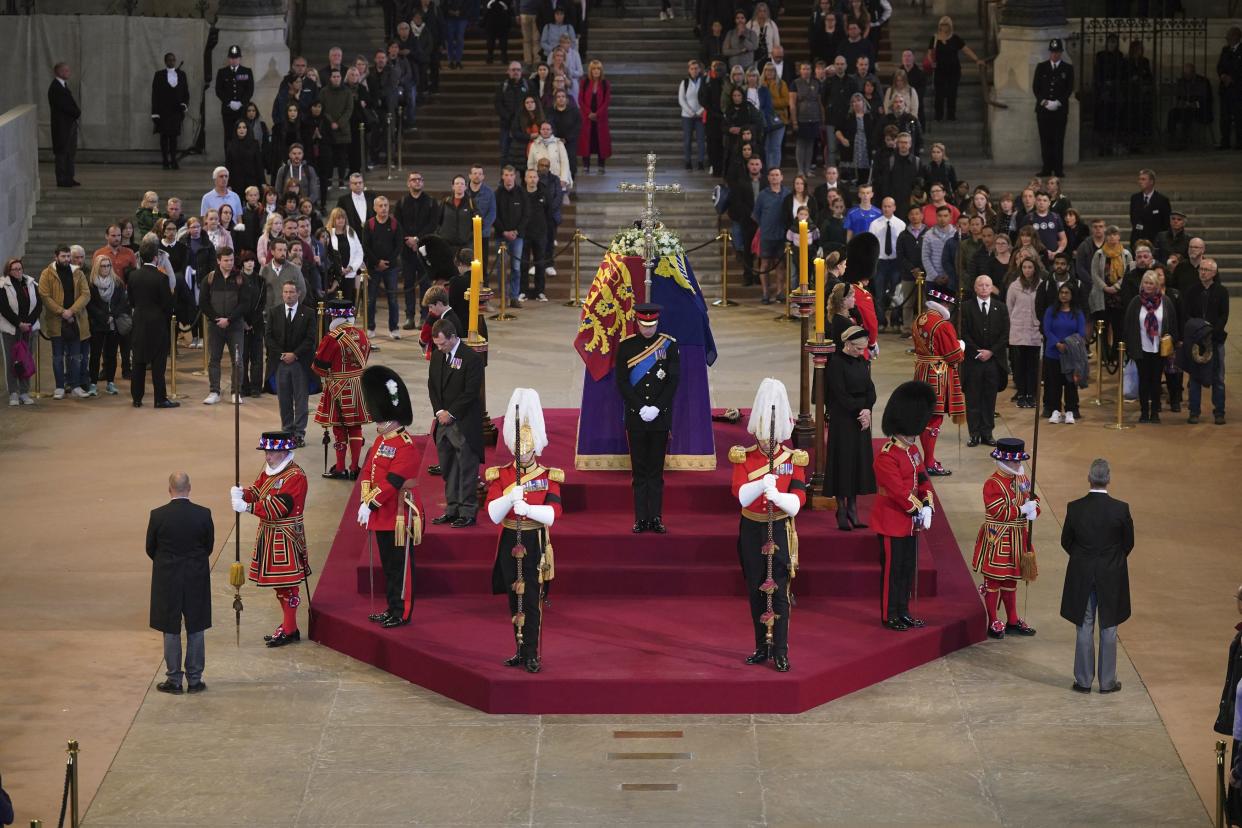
362,195,404,340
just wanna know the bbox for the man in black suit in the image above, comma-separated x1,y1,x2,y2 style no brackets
1128,168,1172,250
428,317,485,527
264,280,316,445
728,156,764,286
615,304,680,534
336,173,376,235
47,62,81,188
959,274,1009,446
151,52,190,170
214,44,254,152
1033,39,1073,177
147,471,215,694
129,239,178,409
1060,458,1134,694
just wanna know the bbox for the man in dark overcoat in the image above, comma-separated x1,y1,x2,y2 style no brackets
147,472,215,694
128,238,178,408
151,52,190,170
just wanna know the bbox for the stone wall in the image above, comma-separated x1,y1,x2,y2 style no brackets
0,106,40,261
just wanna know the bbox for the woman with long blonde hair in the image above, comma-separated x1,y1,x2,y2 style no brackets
926,15,983,121
578,60,612,173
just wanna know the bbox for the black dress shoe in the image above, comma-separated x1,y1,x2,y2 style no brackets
744,648,768,665
503,652,523,667
431,513,458,525
926,463,952,477
987,627,1005,639
156,680,183,694
381,615,410,628
632,520,648,533
427,464,442,475
1150,413,1160,423
648,517,667,534
524,657,542,673
154,399,180,409
367,611,391,624
323,466,350,480
1005,621,1037,636
981,436,997,447
1071,682,1091,694
836,515,853,531
1099,681,1122,693
133,401,143,408
882,618,910,631
451,516,476,528
347,468,360,480
187,681,207,693
773,655,790,672
967,435,981,447
900,615,926,628
265,629,301,647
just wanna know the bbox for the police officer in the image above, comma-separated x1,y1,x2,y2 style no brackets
615,303,680,534
1033,39,1073,178
215,45,254,151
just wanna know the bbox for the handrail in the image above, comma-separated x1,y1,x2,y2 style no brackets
977,57,1008,160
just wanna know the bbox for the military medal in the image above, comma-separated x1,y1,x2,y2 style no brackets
656,368,666,380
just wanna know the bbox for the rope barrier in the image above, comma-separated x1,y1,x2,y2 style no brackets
54,758,69,828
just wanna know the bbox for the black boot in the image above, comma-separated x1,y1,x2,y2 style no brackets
773,654,790,672
744,647,769,665
846,497,867,528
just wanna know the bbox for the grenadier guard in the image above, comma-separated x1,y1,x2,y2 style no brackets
870,381,937,632
484,388,562,674
230,430,311,648
730,378,808,673
616,303,680,534
312,298,372,480
911,287,964,476
973,437,1040,639
357,365,424,628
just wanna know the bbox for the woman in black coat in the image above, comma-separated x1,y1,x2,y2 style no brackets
825,325,876,525
226,120,267,202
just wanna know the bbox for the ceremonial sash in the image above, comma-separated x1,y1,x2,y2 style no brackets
501,465,548,496
745,449,793,481
626,335,666,387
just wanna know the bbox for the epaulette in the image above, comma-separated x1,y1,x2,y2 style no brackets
791,449,809,467
661,333,677,343
484,466,501,482
620,333,637,343
547,467,565,483
728,445,749,464
400,431,413,444
880,438,897,454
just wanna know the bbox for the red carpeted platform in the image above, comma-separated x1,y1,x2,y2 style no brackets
309,410,986,714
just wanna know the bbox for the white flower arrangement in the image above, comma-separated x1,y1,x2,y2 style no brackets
608,225,685,259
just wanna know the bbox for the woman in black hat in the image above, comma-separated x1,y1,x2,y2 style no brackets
825,325,877,527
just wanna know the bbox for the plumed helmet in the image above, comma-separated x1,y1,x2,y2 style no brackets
842,231,879,285
747,378,794,443
361,365,413,426
881,380,936,438
502,387,548,456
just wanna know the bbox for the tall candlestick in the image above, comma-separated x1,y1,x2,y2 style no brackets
472,215,483,264
468,259,482,335
798,220,809,290
814,256,825,336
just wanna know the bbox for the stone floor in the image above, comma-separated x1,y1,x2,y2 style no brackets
0,157,1235,826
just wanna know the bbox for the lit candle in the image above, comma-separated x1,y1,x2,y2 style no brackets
814,257,825,337
798,220,809,291
468,259,482,335
472,215,483,264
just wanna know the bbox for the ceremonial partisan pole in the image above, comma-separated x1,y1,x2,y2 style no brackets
229,346,245,646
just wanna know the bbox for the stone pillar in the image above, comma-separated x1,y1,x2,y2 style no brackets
206,0,290,161
988,0,1080,169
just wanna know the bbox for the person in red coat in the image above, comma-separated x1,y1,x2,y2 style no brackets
730,378,808,673
972,437,1039,639
578,61,612,174
357,365,425,628
911,287,964,476
842,233,880,355
312,298,372,480
230,431,311,647
485,388,562,673
870,381,937,631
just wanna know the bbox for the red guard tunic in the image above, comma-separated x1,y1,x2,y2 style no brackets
485,463,564,659
729,444,808,657
912,312,965,418
244,463,310,587
853,285,879,350
361,428,423,531
870,438,933,538
972,467,1039,580
312,324,372,427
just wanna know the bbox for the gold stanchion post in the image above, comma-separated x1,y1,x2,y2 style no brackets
1106,342,1131,429
1216,739,1227,828
914,269,925,318
790,256,817,449
775,242,793,321
168,316,181,399
1092,319,1108,406
317,301,325,340
67,739,79,828
397,106,404,170
358,268,370,333
31,333,47,398
490,242,516,321
712,229,737,308
193,315,208,376
564,229,583,307
385,113,394,180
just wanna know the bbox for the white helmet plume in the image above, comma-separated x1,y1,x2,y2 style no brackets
747,378,794,443
502,388,548,456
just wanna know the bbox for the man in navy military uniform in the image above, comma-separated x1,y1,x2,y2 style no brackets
215,45,254,151
615,303,680,534
1033,39,1074,178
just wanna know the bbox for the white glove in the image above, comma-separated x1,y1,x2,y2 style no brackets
639,405,659,422
356,502,371,527
524,504,556,527
869,342,880,359
231,496,248,514
768,490,802,517
763,482,780,501
151,114,159,119
1044,99,1061,111
513,500,530,517
228,100,242,111
737,478,767,508
958,339,966,353
509,486,526,504
761,473,777,489
230,485,244,499
919,505,933,530
1020,500,1038,520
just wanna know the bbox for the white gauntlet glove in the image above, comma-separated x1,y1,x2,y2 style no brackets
766,488,802,517
919,505,933,530
356,502,371,527
512,500,530,517
1020,500,1038,521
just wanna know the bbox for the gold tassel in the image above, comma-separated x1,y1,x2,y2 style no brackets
787,520,799,578
1020,549,1039,582
513,579,526,596
228,561,245,588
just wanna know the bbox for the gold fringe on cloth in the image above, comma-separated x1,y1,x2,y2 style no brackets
574,452,718,471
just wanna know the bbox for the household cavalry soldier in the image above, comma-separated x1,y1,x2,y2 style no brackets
230,431,311,648
312,298,372,480
357,365,424,628
911,287,964,477
615,303,680,534
485,388,561,674
972,437,1040,639
730,378,808,673
870,381,937,632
